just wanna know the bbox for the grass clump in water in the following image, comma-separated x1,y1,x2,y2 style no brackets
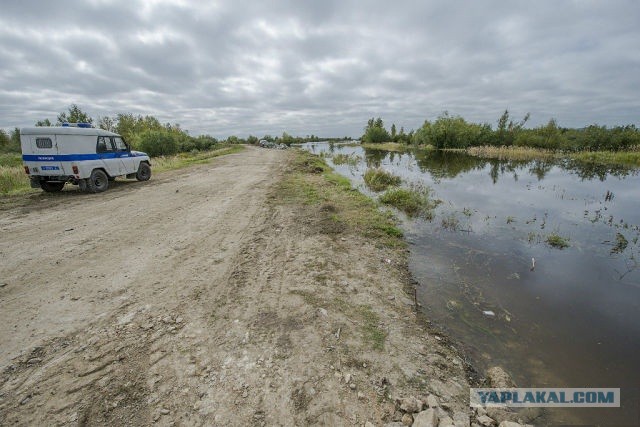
363,168,401,192
441,213,460,231
332,153,360,166
546,232,570,249
379,185,437,220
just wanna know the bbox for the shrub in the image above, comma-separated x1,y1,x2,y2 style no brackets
546,232,570,249
138,129,179,156
363,168,401,192
379,186,436,219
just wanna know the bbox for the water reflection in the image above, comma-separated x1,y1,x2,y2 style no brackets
301,142,640,425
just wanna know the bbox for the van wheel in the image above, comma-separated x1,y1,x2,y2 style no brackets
136,162,151,181
87,169,109,193
40,181,65,192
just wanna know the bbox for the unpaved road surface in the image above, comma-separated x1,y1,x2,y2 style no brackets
0,147,472,426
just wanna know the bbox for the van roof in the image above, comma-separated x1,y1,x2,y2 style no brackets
20,126,120,137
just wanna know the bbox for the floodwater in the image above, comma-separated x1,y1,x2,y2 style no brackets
301,142,640,425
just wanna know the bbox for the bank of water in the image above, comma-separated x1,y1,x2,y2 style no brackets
301,142,640,425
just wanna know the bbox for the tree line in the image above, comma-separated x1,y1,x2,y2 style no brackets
362,111,640,152
1,105,337,156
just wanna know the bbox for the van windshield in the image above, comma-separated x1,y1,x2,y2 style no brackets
113,137,128,151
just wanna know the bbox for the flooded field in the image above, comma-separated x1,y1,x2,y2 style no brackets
302,142,640,425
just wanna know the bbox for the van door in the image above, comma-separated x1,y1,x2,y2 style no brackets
96,136,121,176
24,135,66,176
113,136,136,174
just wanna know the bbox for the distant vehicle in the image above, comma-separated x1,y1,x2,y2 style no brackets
259,139,276,148
258,140,288,149
21,123,151,193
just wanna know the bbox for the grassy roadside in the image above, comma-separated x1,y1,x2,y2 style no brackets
277,149,404,247
151,144,244,172
0,145,244,196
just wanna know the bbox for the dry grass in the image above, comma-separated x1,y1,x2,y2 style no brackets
0,165,31,195
360,142,415,152
569,150,640,167
465,146,556,161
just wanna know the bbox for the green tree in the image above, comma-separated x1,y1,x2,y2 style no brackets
362,117,391,143
35,118,52,126
496,110,529,146
56,104,93,125
98,116,116,132
391,123,397,141
0,129,10,151
1,128,22,152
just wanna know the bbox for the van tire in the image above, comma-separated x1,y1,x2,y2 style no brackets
136,162,151,181
87,169,109,193
40,181,65,192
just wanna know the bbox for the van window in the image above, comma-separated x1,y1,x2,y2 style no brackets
113,137,128,151
36,138,53,149
97,136,115,153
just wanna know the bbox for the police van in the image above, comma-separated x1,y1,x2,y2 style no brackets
21,123,151,193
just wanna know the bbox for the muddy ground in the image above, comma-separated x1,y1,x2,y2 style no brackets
0,147,476,426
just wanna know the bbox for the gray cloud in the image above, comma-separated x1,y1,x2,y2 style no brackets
1,0,639,137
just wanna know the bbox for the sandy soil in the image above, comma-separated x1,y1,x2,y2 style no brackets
0,147,473,426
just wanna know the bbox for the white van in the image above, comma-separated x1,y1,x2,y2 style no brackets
21,124,151,193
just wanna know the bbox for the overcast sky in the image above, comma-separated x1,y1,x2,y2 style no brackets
1,1,639,138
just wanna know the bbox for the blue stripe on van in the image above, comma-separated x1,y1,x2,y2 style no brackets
23,153,126,161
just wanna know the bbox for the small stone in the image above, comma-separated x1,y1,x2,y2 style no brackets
357,392,365,400
401,413,413,425
486,366,515,388
399,396,422,413
242,390,248,398
476,407,487,417
426,394,439,408
27,357,42,365
318,308,328,317
413,408,439,427
388,295,395,300
476,415,495,427
438,416,454,427
175,316,183,323
19,395,31,405
344,373,351,383
452,411,470,427
349,383,356,390
160,408,170,415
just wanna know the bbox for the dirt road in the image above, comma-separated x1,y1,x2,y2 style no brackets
0,147,473,426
